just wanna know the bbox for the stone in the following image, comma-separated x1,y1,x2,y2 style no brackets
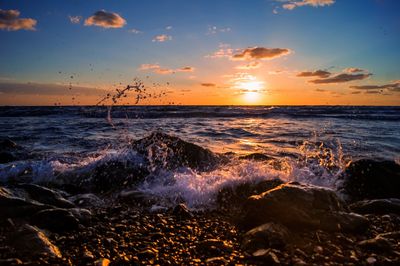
205,257,228,264
172,203,193,219
358,236,392,251
239,153,274,161
16,183,74,208
31,208,80,232
252,249,280,265
68,193,103,207
118,189,156,205
241,182,368,232
132,132,221,171
11,224,62,258
349,198,400,215
340,159,400,201
242,223,290,252
0,258,23,265
94,258,111,266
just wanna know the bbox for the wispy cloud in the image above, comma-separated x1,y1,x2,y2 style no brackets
205,44,234,58
344,67,367,73
128,28,142,34
152,34,172,42
297,70,331,78
349,81,400,93
200,83,216,87
232,47,291,61
68,15,82,24
166,26,173,30
310,72,372,84
207,25,231,35
84,10,126,29
0,9,37,31
235,61,262,70
279,0,335,10
139,63,194,75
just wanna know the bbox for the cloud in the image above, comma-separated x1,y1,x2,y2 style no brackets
235,61,262,70
232,47,291,61
84,10,126,28
344,67,366,73
152,34,172,42
0,82,105,96
297,70,331,78
280,0,335,10
200,83,216,87
0,9,37,31
310,73,372,84
349,81,400,93
128,28,142,34
207,25,231,35
139,63,194,75
206,48,233,58
68,15,82,24
166,26,173,30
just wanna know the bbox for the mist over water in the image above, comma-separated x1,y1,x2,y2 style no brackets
0,106,399,207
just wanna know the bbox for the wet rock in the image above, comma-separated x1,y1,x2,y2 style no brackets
0,258,23,265
340,159,400,201
350,198,400,214
11,224,62,258
241,182,368,232
69,208,92,224
242,223,290,252
16,183,74,208
137,248,158,260
0,139,29,163
0,186,51,218
31,208,80,232
132,132,221,171
205,257,228,264
0,152,17,164
94,258,111,266
118,189,156,205
198,239,233,255
172,203,193,219
252,249,280,265
358,236,392,251
239,153,274,161
68,193,103,208
217,179,284,212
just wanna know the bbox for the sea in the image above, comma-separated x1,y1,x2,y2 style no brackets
0,106,399,207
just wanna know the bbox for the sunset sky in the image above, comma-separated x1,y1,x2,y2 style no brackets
0,0,399,105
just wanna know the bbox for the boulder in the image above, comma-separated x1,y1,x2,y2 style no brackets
132,132,221,171
239,153,274,161
242,222,290,252
0,139,29,163
350,198,400,215
16,183,74,208
31,208,80,232
0,186,51,218
68,193,103,207
241,182,368,232
11,224,62,258
340,159,400,201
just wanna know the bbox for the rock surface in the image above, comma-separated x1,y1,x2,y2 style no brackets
350,198,400,215
241,182,368,232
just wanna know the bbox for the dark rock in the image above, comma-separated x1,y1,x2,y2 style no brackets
205,257,229,264
0,186,51,218
217,179,284,213
350,198,400,214
0,152,17,164
137,248,158,260
197,239,233,255
69,208,92,224
11,224,62,258
31,208,80,232
132,132,221,171
0,258,23,265
358,236,392,251
172,203,193,219
0,139,29,163
68,193,103,207
118,189,156,205
340,159,400,201
0,139,18,150
241,182,368,232
242,222,290,252
251,249,280,265
16,183,74,208
239,153,274,161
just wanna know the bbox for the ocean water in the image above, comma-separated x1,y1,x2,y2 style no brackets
0,106,399,207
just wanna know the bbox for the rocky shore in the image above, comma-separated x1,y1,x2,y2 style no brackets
1,134,400,265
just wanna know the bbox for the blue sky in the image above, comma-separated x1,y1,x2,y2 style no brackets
0,0,399,105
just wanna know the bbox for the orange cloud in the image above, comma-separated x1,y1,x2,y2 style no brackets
310,73,372,84
232,47,291,61
152,34,172,42
84,10,126,28
297,70,331,78
235,61,262,70
350,81,400,93
0,9,36,31
200,83,216,87
281,0,335,10
139,64,194,75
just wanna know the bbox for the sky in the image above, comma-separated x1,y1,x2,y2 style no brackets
0,0,399,106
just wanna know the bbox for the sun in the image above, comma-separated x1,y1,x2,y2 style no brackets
238,80,265,104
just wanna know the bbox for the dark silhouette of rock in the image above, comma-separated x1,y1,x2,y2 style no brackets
239,153,274,161
0,186,51,218
340,159,400,201
217,179,284,213
31,208,80,232
68,193,103,207
16,183,74,208
172,203,193,219
132,132,221,171
0,139,29,163
241,182,368,232
11,224,62,258
0,152,17,164
242,222,290,252
350,198,400,215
